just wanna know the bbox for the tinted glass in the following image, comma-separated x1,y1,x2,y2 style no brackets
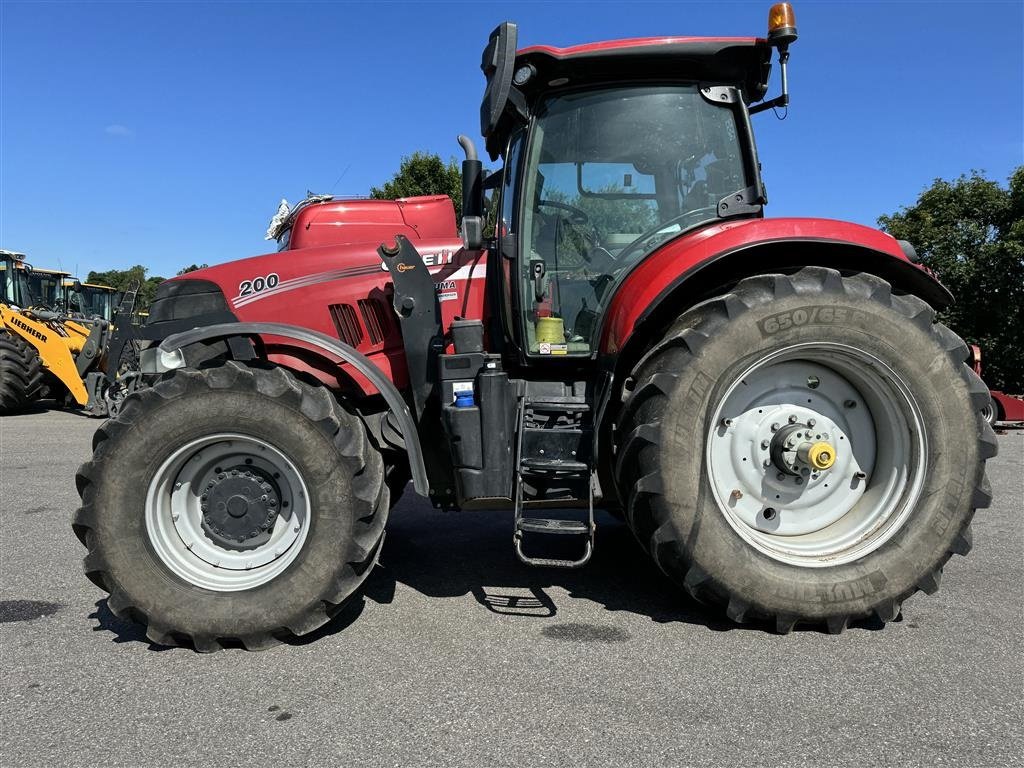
519,86,748,355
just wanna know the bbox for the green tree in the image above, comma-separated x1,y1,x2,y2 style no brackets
177,263,208,275
87,265,165,310
879,168,1024,391
370,152,462,224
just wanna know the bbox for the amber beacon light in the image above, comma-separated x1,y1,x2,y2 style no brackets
767,3,798,46
748,1,799,114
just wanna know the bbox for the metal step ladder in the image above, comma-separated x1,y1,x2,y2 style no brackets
512,398,595,568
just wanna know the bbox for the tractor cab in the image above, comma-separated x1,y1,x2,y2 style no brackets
469,17,795,359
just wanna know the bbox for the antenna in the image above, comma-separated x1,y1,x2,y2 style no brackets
302,162,353,234
327,162,352,195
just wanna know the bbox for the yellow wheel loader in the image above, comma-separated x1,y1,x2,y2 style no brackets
0,252,44,412
0,251,137,416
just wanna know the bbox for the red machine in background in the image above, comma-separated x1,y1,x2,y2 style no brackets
970,345,1024,425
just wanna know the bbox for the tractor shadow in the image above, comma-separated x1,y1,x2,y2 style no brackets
359,490,721,628
89,600,176,652
3,402,52,417
89,486,886,650
358,486,890,634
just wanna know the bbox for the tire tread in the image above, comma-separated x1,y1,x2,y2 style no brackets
0,330,43,414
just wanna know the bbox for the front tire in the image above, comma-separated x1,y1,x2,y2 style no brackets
0,330,43,414
73,362,388,651
615,267,996,633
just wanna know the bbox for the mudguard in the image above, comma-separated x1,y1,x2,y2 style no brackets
158,322,429,496
599,217,951,357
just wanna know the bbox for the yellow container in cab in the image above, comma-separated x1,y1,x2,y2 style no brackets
536,316,564,344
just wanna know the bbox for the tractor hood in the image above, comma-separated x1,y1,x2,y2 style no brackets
266,194,458,252
151,193,460,326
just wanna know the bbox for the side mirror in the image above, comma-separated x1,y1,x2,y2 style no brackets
461,216,484,251
458,135,485,250
479,22,519,149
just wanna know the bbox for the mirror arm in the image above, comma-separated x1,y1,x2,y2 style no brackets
749,46,790,115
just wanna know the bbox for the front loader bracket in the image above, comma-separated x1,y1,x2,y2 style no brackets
104,281,141,380
377,235,443,420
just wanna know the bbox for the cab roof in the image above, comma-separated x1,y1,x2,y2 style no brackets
515,36,772,106
517,35,767,72
481,25,773,158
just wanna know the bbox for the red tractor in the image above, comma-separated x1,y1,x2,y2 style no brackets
74,5,996,651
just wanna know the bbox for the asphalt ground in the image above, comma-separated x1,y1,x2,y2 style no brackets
1,407,1022,768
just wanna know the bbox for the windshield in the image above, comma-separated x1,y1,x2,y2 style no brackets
26,271,65,308
3,263,20,305
0,260,32,307
69,286,117,321
517,85,751,355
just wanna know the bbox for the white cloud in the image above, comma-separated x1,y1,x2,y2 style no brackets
104,124,134,138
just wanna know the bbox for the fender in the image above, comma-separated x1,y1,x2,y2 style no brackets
158,322,429,497
599,217,952,357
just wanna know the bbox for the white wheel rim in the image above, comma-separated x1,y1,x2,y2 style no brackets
145,433,311,591
706,343,927,567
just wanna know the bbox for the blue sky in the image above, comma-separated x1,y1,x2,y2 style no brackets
1,0,1021,278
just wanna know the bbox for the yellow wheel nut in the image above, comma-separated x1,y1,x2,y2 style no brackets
807,441,836,470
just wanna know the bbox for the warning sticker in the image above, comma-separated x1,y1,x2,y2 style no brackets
437,291,458,302
538,343,568,355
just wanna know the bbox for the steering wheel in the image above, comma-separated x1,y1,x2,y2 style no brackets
613,207,713,265
538,199,589,225
538,198,614,269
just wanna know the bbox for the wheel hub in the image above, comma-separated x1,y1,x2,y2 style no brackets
200,468,280,551
147,434,309,592
706,347,924,567
769,422,838,475
707,357,882,542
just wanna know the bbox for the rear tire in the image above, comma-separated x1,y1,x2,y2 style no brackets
73,362,388,651
0,330,43,414
615,267,996,633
